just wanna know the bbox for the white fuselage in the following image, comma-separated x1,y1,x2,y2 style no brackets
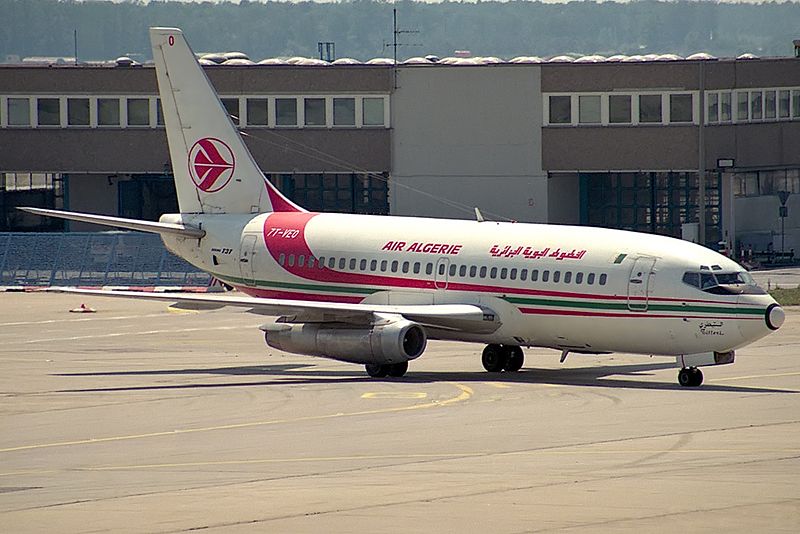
161,211,778,357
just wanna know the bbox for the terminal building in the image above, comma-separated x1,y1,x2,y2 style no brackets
1,52,799,258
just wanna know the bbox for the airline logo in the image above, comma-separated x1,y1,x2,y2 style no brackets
188,137,235,192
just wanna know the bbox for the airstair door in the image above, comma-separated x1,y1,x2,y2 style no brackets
627,256,656,311
239,234,258,287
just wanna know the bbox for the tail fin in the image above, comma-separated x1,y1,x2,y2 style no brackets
149,27,303,215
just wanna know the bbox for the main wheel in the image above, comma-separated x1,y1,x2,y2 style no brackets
678,367,703,387
387,362,409,378
482,344,506,372
365,363,389,378
503,346,524,372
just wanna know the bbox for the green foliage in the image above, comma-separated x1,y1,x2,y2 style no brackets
1,0,798,62
769,287,800,307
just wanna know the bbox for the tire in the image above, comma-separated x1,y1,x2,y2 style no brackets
365,363,389,378
690,367,704,387
482,344,506,372
678,367,702,387
387,362,409,378
503,346,524,372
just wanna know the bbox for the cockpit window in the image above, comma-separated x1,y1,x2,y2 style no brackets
682,270,766,295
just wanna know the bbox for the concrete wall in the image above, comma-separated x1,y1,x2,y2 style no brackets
390,65,547,223
735,194,800,254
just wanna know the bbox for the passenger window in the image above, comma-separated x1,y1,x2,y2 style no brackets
479,266,487,278
520,269,527,281
500,268,508,280
318,256,325,267
599,273,607,285
370,259,377,271
349,258,357,270
542,270,550,282
391,260,399,273
510,268,517,280
359,259,367,271
459,265,467,277
402,261,410,273
449,264,457,276
426,262,433,275
469,265,477,277
298,255,305,267
413,262,421,274
682,272,700,288
564,272,572,283
438,263,446,275
339,258,346,269
490,267,498,279
288,254,295,267
553,271,561,283
308,257,315,269
575,272,583,284
278,253,286,265
381,260,388,272
587,273,595,284
530,269,538,282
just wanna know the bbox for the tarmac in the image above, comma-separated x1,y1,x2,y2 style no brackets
1,292,799,533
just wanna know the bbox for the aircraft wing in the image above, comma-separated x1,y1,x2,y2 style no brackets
50,288,500,334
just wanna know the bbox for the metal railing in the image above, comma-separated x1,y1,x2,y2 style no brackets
0,232,211,287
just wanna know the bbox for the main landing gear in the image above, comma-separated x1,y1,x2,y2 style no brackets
678,367,703,387
481,344,525,373
365,361,409,378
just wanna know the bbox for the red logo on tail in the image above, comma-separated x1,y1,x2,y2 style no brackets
188,138,235,192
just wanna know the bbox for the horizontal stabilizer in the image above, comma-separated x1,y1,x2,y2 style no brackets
18,207,205,239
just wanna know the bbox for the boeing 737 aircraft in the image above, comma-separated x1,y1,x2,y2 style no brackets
22,28,785,387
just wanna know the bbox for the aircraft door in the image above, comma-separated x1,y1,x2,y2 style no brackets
627,256,656,311
239,234,258,286
434,257,450,290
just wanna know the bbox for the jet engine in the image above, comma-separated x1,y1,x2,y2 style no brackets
262,319,427,365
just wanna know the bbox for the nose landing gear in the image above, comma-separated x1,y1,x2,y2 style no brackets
481,344,524,373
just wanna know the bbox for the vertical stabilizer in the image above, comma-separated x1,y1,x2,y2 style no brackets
149,27,303,214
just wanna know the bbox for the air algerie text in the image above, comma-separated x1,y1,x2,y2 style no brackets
381,241,463,255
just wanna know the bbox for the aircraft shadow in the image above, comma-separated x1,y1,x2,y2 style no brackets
56,361,796,395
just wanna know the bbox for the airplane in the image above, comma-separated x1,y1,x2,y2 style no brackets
21,27,785,387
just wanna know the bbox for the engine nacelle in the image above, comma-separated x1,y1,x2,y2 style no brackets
263,319,427,365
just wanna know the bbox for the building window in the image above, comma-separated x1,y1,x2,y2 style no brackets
670,94,692,123
247,98,268,126
639,94,662,123
737,91,749,121
333,97,355,126
97,98,120,126
275,98,297,126
156,98,164,126
793,90,800,119
609,95,631,124
720,92,732,122
548,95,571,124
304,98,326,126
779,90,790,119
127,98,149,126
362,97,384,126
764,90,777,119
707,93,719,123
221,98,240,125
750,91,762,120
578,95,601,124
67,98,90,126
7,98,30,126
36,98,60,126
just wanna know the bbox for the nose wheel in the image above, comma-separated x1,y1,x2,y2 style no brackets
481,344,524,373
678,367,703,387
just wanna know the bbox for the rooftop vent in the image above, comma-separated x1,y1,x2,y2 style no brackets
548,55,575,63
686,52,718,61
199,53,226,64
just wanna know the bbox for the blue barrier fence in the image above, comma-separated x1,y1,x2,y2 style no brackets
0,232,211,287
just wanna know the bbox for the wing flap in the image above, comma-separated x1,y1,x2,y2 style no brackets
47,287,500,333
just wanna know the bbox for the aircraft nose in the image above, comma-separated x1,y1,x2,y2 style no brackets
766,303,785,331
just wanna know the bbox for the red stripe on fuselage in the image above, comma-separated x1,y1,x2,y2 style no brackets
260,212,752,308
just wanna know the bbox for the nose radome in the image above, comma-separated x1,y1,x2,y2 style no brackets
766,303,785,331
